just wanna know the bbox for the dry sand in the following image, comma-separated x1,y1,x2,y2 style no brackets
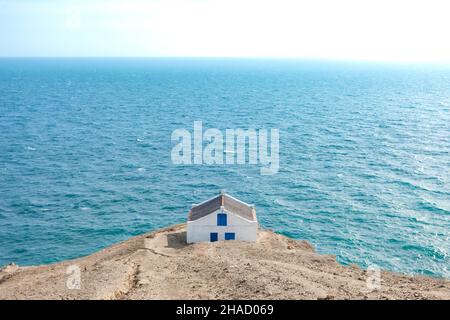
0,224,449,300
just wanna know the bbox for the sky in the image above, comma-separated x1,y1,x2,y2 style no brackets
1,0,450,62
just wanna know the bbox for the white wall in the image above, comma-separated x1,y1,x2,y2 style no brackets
186,208,258,243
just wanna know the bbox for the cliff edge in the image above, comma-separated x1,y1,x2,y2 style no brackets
1,224,448,300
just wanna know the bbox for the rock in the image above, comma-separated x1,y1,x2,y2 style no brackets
2,263,19,273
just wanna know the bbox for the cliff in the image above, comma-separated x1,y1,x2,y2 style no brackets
1,224,448,300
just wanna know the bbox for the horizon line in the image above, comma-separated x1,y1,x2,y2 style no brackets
1,56,450,66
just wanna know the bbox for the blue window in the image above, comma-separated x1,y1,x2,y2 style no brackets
210,232,218,242
225,232,235,240
217,213,227,226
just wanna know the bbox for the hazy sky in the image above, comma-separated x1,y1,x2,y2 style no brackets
1,0,450,62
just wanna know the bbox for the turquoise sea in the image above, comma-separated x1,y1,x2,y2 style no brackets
0,58,449,278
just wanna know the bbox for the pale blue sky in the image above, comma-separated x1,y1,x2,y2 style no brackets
1,0,450,62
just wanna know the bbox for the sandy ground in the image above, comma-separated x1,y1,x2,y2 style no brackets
0,224,449,300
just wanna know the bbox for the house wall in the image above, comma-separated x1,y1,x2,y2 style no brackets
186,209,258,243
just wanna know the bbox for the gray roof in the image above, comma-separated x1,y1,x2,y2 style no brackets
188,193,256,222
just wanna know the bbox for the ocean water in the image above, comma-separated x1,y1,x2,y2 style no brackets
0,58,449,278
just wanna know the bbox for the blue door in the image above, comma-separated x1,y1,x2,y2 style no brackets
217,213,227,226
210,232,218,242
225,232,235,240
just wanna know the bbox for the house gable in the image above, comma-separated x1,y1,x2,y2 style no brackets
188,193,256,222
186,192,258,243
187,207,256,226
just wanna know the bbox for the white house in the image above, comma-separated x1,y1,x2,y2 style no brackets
186,192,258,243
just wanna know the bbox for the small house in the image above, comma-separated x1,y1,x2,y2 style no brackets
186,192,258,243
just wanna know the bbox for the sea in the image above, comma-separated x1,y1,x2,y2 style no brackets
0,58,449,278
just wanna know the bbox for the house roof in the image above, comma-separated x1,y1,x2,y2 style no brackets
188,192,256,222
